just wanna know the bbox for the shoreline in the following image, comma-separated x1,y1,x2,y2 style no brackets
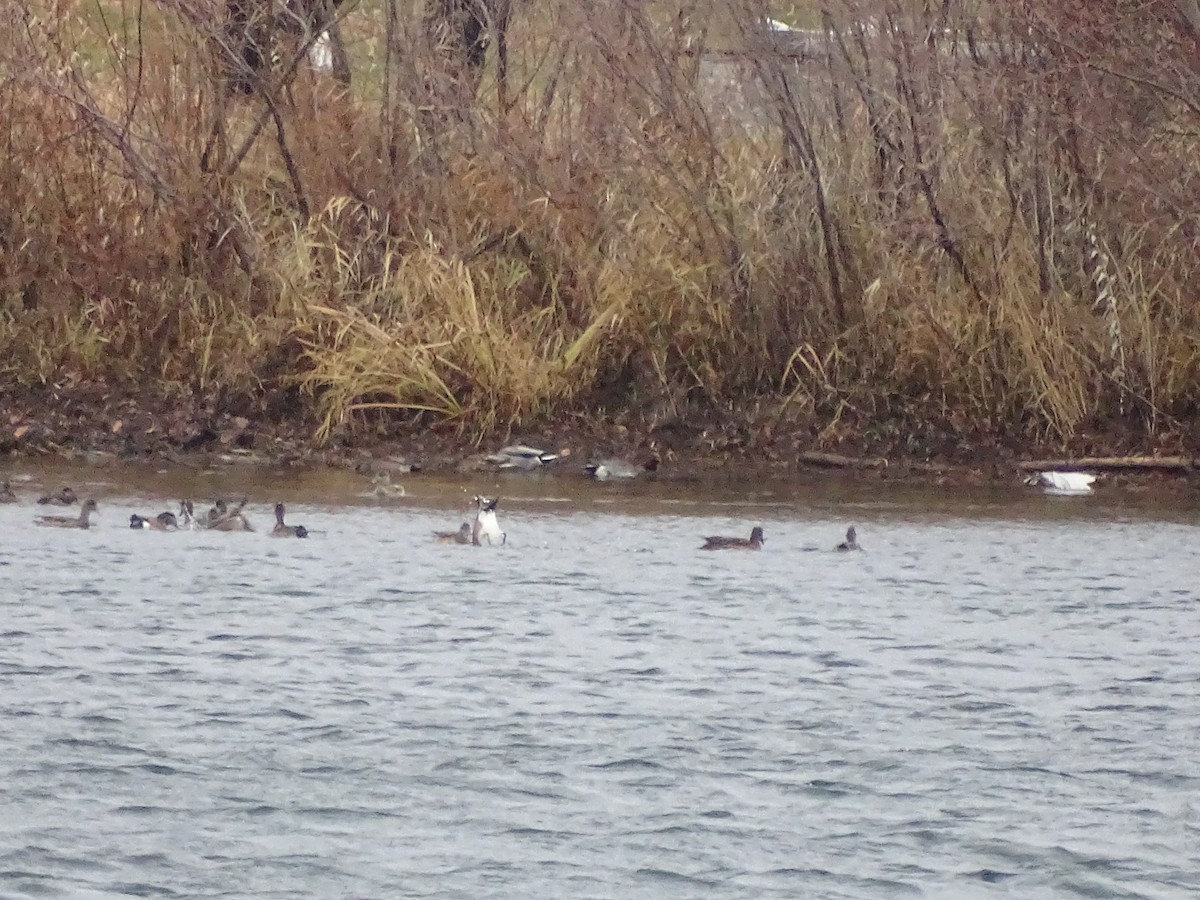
2,387,1197,495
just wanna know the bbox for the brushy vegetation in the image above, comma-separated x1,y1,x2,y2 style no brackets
2,0,1199,450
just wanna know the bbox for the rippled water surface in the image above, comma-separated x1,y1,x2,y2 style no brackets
2,466,1199,898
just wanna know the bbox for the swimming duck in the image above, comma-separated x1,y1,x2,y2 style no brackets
472,495,506,545
584,456,659,481
371,472,407,499
1025,471,1096,495
37,487,78,506
701,526,765,550
37,497,98,528
356,458,421,477
0,480,16,503
209,497,253,532
205,499,228,526
178,500,199,530
271,503,308,538
130,512,179,531
433,522,471,544
835,526,862,551
485,445,559,471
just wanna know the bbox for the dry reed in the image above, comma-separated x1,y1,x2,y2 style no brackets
2,0,1198,451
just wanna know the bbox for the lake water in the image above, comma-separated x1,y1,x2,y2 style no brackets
1,464,1198,898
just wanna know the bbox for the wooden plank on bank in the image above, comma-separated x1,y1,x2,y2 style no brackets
800,451,888,470
1017,456,1195,473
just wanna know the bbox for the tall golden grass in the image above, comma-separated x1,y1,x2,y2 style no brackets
2,0,1198,448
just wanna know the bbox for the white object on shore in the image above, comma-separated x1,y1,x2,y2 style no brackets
1026,471,1097,495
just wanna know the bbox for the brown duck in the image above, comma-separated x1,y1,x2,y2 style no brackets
37,498,98,528
835,526,862,552
434,522,471,544
209,498,253,532
700,526,765,550
38,487,78,506
271,503,308,538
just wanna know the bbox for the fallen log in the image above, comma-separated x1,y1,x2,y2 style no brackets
1017,456,1195,473
799,451,888,469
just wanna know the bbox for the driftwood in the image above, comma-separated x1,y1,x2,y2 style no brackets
1017,456,1196,474
799,451,888,470
798,451,1195,474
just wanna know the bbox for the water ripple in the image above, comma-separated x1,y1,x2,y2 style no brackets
0,495,1197,897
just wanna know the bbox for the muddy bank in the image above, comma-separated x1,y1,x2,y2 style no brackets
1,383,1197,493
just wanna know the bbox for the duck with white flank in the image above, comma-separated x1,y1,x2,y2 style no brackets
485,445,559,471
1025,471,1096,496
130,512,179,531
472,496,506,545
584,456,659,481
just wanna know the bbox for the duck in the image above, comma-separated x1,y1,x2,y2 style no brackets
1025,471,1096,495
485,444,560,471
584,456,659,481
701,526,765,550
37,497,98,528
433,522,471,544
835,526,862,551
472,495,506,545
371,472,407,499
355,457,421,477
209,497,253,532
0,480,16,503
271,503,308,538
37,487,78,506
130,512,179,531
178,500,200,530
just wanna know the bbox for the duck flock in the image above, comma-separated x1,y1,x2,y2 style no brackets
0,485,310,538
0,442,1095,550
3,485,844,551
